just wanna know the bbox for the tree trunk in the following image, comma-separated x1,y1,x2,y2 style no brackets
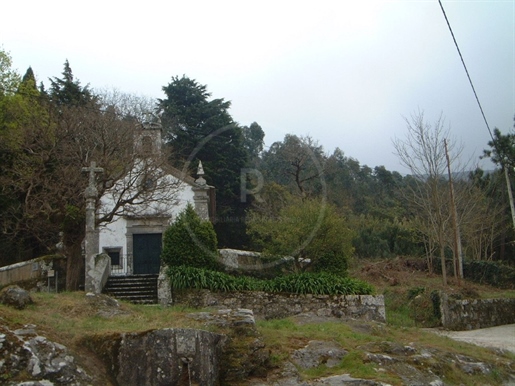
438,229,447,286
65,241,84,291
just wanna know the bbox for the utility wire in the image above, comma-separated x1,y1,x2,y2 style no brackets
438,0,495,143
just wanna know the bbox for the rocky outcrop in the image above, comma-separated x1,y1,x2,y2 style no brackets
187,308,270,383
248,361,391,385
246,338,514,386
83,308,269,385
88,328,225,386
84,292,128,318
358,341,496,385
0,286,34,310
291,340,348,369
0,324,92,385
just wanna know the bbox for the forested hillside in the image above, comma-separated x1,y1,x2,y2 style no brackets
1,48,514,290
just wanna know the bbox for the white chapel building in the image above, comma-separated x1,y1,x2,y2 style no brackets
96,118,214,276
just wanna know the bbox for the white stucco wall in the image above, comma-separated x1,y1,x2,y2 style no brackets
98,216,127,254
172,182,195,217
97,171,197,275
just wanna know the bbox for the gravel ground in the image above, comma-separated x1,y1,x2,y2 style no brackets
430,324,515,353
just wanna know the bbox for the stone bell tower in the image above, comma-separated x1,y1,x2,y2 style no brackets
136,112,163,156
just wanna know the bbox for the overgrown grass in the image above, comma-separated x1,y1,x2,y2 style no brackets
1,292,204,345
383,287,441,328
167,265,374,295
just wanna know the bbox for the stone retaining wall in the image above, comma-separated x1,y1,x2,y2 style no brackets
173,289,386,323
440,293,515,330
0,256,65,289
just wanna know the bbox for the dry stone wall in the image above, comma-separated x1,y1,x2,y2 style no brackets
173,289,386,323
440,293,515,330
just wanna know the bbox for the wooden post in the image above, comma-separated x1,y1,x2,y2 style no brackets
504,166,515,231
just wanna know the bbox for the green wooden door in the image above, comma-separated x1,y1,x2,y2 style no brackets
133,233,162,274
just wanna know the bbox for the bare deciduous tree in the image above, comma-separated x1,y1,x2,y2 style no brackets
393,111,464,285
0,89,181,289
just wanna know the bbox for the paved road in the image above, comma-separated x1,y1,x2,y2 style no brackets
430,324,515,353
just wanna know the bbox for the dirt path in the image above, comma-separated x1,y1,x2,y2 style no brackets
430,324,515,353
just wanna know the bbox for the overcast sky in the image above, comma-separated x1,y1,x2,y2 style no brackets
1,0,513,173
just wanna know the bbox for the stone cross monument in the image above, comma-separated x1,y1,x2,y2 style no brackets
82,161,103,293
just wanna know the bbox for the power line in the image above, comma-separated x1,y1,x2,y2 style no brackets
437,0,495,143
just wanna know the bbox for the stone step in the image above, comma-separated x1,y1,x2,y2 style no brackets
105,282,157,289
104,289,157,297
105,275,158,283
103,275,158,304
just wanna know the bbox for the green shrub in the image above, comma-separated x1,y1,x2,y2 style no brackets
430,290,442,320
311,251,348,277
161,204,218,270
351,215,423,258
247,199,354,275
384,289,441,328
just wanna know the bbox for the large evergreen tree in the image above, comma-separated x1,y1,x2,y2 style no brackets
242,121,265,167
49,60,96,106
159,76,250,247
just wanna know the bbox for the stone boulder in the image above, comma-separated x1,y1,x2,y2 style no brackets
0,285,34,310
186,307,256,328
0,324,92,385
84,292,127,318
291,340,348,369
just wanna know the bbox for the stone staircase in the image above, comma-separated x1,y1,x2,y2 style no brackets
103,274,158,304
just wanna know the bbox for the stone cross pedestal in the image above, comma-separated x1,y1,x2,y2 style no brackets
193,160,210,221
82,161,104,293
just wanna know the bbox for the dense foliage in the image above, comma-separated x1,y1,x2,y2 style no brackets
161,204,219,270
1,46,514,293
167,265,374,295
248,199,353,275
0,53,175,289
159,76,252,248
462,260,515,289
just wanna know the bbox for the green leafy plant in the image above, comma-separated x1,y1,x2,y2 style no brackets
167,266,373,295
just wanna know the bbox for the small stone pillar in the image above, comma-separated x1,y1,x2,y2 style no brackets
193,160,211,221
82,161,104,293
